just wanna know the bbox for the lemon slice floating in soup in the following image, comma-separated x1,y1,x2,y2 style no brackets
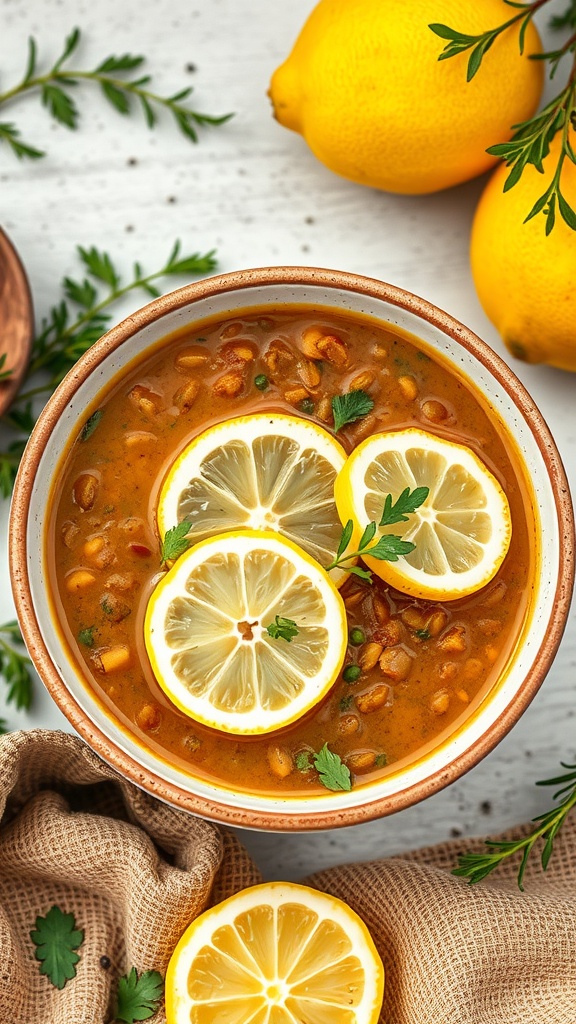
335,428,512,601
144,529,347,735
165,882,384,1024
157,413,350,585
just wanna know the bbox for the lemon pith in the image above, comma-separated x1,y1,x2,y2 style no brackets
165,882,384,1024
145,530,347,735
335,428,511,600
269,0,543,194
157,413,350,584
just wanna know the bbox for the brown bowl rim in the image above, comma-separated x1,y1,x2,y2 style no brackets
0,227,34,416
9,266,575,831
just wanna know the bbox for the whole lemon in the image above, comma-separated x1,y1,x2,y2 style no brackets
471,133,576,371
269,0,543,194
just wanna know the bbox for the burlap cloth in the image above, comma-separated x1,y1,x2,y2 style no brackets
1,730,574,1024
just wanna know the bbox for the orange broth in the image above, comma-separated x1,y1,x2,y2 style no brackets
47,307,536,794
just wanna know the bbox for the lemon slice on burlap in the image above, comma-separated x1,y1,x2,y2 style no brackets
335,428,511,600
157,413,349,584
144,530,347,735
165,882,384,1024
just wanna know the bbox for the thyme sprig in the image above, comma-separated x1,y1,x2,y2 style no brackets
0,241,218,497
0,27,232,161
430,0,576,233
453,761,576,890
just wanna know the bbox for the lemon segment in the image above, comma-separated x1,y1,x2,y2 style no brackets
335,428,512,600
157,413,350,586
165,882,384,1024
144,530,347,734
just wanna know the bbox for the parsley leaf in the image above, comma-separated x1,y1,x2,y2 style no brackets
161,520,192,566
379,485,429,526
115,967,164,1023
331,390,374,432
78,626,95,647
314,743,352,792
30,905,83,990
365,534,416,562
266,616,299,642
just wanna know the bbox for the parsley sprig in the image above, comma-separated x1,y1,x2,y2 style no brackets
0,28,232,161
0,242,218,498
430,0,576,233
331,390,374,432
266,616,300,642
30,906,84,990
115,967,164,1023
314,743,352,791
161,520,193,566
325,486,429,582
0,620,34,711
453,761,576,890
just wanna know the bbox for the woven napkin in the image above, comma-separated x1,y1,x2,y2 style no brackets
1,729,575,1024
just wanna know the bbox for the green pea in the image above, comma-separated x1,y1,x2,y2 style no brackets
343,664,361,683
254,374,269,391
349,627,365,646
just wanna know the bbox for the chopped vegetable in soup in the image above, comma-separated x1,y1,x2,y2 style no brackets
47,307,536,794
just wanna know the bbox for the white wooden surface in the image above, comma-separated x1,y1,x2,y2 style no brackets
1,0,574,881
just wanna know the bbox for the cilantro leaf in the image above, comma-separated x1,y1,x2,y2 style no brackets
331,390,374,432
366,535,416,562
161,520,192,565
30,905,83,990
266,616,299,642
78,626,96,647
80,409,102,441
115,967,164,1023
336,519,353,559
314,743,352,792
379,486,429,526
295,750,312,772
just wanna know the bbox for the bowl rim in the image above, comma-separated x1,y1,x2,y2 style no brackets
9,266,575,831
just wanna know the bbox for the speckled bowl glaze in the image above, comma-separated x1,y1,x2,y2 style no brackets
9,268,574,831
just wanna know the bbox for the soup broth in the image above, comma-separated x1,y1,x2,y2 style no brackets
47,307,536,795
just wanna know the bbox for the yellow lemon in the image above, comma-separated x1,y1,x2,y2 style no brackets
157,413,350,585
471,130,576,371
165,882,384,1024
334,428,511,600
145,530,347,735
269,0,543,194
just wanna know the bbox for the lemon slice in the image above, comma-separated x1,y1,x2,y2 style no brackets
335,428,512,600
144,529,347,735
157,413,349,584
165,882,384,1024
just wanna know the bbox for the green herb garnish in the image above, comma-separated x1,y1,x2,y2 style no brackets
415,628,431,641
299,397,315,415
339,694,354,712
0,241,217,499
78,626,95,647
115,967,164,1023
375,753,388,768
295,751,313,772
266,616,299,642
453,761,576,891
161,520,192,566
331,389,374,432
313,743,352,792
430,2,576,233
80,409,102,441
0,620,34,710
30,905,83,990
324,486,428,582
0,353,13,381
0,28,231,163
254,373,269,391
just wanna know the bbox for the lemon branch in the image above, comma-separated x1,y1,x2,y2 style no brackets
430,0,576,233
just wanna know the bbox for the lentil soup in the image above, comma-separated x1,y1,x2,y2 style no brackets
46,307,536,795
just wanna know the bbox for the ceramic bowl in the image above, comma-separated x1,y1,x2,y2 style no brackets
9,268,574,831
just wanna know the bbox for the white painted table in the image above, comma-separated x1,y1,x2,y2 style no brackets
1,0,574,881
